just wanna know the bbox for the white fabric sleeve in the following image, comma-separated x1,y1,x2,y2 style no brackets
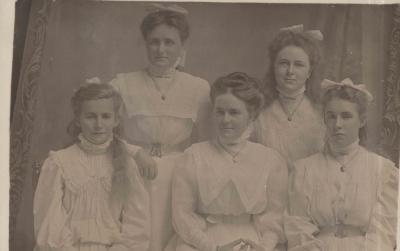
111,158,151,251
33,153,77,250
284,163,325,251
108,74,130,119
193,79,212,142
253,153,288,251
171,152,217,251
124,141,141,158
365,159,398,251
109,74,122,92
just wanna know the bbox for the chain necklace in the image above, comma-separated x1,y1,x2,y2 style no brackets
146,70,176,101
278,94,305,121
216,138,247,163
328,146,360,172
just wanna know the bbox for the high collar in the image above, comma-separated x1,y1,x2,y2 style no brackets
147,63,177,78
278,91,305,108
277,85,306,100
327,139,360,157
217,123,253,155
78,134,113,155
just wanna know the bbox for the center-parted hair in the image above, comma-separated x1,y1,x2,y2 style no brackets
322,85,369,121
68,83,123,137
210,72,265,120
322,85,369,145
140,10,190,42
264,30,323,105
68,83,131,202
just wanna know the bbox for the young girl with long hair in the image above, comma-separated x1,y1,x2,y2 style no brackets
34,83,150,251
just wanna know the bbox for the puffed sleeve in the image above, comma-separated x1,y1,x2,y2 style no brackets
193,79,212,142
33,153,77,251
110,158,150,251
285,162,325,251
253,152,288,251
365,159,398,251
171,151,217,251
109,74,130,118
109,74,122,92
124,140,141,157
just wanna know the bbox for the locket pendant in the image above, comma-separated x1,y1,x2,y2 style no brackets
232,156,238,163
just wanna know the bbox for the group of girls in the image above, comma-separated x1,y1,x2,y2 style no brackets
33,4,398,251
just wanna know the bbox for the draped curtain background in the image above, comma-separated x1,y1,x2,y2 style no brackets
9,1,400,250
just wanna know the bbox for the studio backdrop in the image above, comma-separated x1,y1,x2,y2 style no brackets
10,1,400,250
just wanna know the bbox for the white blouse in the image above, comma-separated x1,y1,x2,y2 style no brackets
110,70,211,150
172,141,288,251
254,97,325,165
33,143,150,251
285,145,398,251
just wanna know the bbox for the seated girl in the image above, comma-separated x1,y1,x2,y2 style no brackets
33,83,150,251
285,78,398,251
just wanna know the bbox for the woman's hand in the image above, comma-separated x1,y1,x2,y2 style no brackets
134,148,158,180
242,239,266,251
217,239,247,251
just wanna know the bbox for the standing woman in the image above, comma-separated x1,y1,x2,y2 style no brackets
254,25,325,165
285,79,398,251
110,5,211,251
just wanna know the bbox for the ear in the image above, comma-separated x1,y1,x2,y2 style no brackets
359,115,367,128
114,116,120,128
249,109,258,122
322,112,328,125
74,118,81,128
307,67,313,79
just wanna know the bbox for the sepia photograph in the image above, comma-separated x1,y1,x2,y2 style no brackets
8,0,400,250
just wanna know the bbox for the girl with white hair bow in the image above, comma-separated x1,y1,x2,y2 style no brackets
285,78,398,251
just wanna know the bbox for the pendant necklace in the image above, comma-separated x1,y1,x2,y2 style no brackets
217,139,247,163
278,94,305,121
147,70,176,101
330,147,360,172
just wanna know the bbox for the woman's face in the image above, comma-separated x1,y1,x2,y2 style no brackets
145,24,183,69
77,98,119,145
324,97,365,148
274,45,311,93
213,93,252,142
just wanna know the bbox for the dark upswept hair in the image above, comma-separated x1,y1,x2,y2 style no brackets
67,83,131,202
140,10,190,43
210,72,265,120
322,85,369,145
264,30,323,106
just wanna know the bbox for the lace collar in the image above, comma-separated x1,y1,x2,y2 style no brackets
78,134,113,155
327,139,360,157
147,64,176,78
217,123,253,157
277,85,306,100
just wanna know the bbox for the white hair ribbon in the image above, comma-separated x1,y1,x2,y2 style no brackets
73,77,103,93
86,77,102,84
147,3,189,15
280,24,324,41
321,78,373,102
